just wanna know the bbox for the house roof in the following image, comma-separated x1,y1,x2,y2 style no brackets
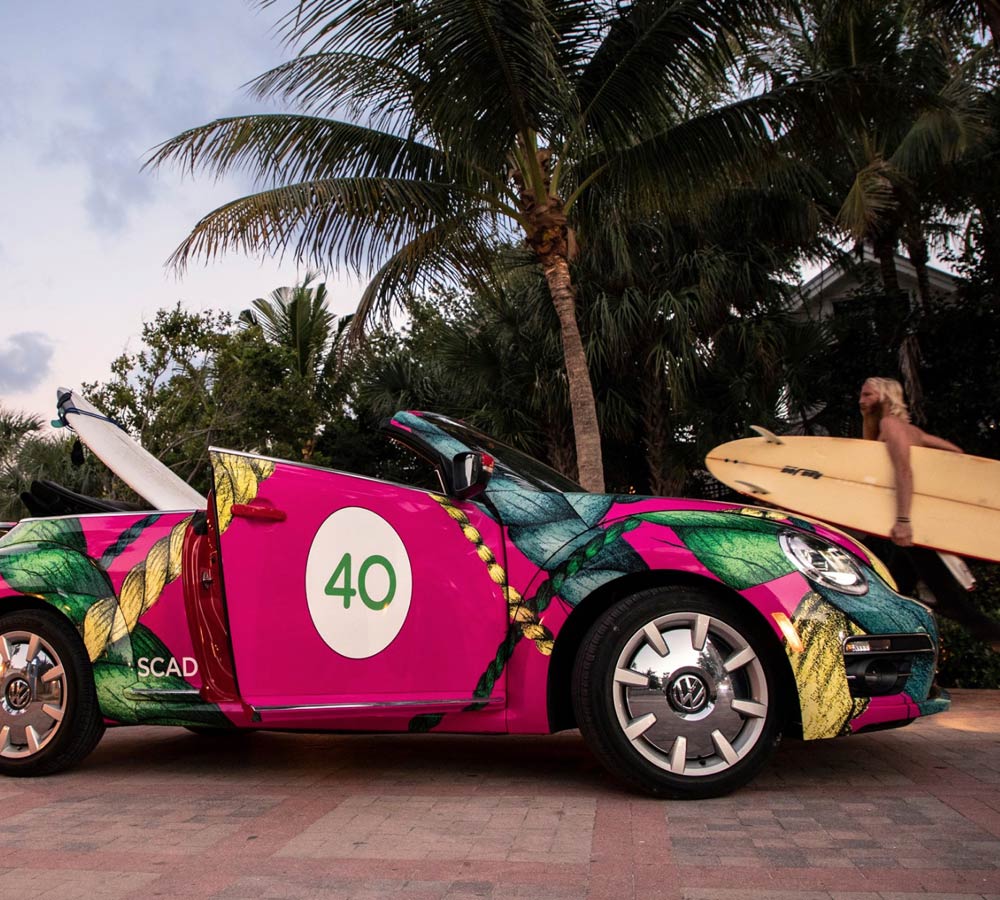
801,248,960,302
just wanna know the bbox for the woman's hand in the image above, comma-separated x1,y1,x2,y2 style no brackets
891,520,913,547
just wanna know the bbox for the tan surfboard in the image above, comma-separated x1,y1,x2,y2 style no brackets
705,430,1000,563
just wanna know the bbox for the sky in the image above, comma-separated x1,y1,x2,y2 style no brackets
0,1,362,422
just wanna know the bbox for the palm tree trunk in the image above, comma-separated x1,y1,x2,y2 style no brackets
541,255,605,492
873,238,902,296
905,235,931,309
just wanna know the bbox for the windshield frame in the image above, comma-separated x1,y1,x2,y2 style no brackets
414,413,585,494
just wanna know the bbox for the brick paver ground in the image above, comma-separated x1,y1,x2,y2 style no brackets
1,689,997,899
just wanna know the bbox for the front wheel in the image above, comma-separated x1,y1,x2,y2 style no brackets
572,587,784,798
0,609,105,776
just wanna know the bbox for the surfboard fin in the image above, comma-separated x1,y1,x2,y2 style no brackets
735,479,771,495
750,425,784,444
936,552,976,591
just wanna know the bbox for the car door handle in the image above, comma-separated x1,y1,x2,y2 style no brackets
231,503,286,522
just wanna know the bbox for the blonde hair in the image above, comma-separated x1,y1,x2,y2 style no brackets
865,377,911,422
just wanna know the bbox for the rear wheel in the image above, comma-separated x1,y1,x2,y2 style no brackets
572,586,784,798
0,610,104,776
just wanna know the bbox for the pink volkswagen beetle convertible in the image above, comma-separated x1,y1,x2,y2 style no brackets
0,390,948,797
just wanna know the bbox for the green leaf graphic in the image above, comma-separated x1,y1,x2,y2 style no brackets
93,638,229,729
1,519,87,554
0,544,112,599
672,528,795,590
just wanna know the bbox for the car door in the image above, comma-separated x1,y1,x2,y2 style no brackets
209,449,509,725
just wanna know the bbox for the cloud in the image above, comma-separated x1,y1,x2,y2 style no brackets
0,332,55,392
23,3,286,236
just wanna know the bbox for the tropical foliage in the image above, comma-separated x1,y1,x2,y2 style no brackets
6,0,1000,680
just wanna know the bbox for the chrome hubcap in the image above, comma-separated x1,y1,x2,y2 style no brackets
612,612,768,778
668,672,710,714
0,631,67,759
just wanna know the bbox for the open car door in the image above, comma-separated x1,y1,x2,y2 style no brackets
208,450,509,729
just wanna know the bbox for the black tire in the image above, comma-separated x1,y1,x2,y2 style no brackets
0,609,105,776
572,586,784,799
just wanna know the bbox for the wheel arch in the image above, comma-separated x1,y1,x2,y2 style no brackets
0,591,77,626
547,569,802,738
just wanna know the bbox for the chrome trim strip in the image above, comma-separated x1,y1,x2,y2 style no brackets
18,510,197,523
253,697,501,713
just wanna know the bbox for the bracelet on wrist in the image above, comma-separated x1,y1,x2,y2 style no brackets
896,517,910,523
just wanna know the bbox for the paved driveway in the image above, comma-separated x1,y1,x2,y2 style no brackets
1,690,997,900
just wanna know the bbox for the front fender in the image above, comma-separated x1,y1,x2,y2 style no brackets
516,503,935,742
0,538,122,652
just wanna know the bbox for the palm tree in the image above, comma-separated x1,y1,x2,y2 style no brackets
0,406,42,465
917,0,1000,47
239,272,352,458
751,0,990,415
240,271,334,382
148,0,856,490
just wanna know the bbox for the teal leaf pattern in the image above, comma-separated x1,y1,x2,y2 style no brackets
489,490,580,528
814,580,936,638
100,514,161,569
407,713,444,732
554,566,629,607
814,579,938,704
564,494,623,526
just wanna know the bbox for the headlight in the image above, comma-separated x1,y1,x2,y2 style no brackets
779,531,868,596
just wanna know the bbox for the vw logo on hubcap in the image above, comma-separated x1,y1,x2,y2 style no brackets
5,678,32,711
668,673,709,714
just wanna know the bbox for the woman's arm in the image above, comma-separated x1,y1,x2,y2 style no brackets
920,431,963,453
880,418,915,546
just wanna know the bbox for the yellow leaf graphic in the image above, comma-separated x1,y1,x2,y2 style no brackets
83,453,276,664
737,506,790,521
84,517,192,662
212,453,276,533
787,591,869,739
83,596,124,661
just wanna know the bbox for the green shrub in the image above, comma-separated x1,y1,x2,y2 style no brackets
936,562,1000,688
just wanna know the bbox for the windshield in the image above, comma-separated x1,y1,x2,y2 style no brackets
419,413,584,493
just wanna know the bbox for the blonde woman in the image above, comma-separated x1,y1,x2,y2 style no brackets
860,377,1000,651
859,377,962,547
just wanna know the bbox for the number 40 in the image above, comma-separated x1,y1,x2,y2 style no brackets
325,553,396,610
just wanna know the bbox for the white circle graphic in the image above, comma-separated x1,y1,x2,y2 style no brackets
304,507,413,658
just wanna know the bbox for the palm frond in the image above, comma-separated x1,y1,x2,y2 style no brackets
350,212,503,339
146,115,451,186
593,69,864,215
836,158,898,239
246,52,427,125
165,176,492,274
574,0,774,150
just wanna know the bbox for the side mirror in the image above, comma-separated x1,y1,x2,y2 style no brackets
450,451,494,501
